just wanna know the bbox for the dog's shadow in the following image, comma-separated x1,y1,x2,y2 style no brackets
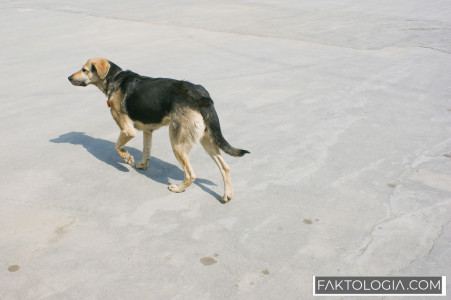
50,132,220,200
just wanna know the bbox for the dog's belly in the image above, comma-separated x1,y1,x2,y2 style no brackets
133,117,170,132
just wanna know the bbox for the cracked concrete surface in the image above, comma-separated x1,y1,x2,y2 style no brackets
1,0,450,299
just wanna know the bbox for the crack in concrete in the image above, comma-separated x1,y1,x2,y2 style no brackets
357,210,393,258
416,46,451,54
390,220,451,274
356,139,451,260
357,183,396,259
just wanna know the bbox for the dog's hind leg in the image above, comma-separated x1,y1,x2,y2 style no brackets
136,131,153,170
168,123,197,193
201,135,233,203
168,141,196,193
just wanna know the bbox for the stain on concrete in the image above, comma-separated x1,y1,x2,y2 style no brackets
200,257,217,266
8,265,20,272
262,269,269,275
303,219,312,224
387,183,396,188
213,253,219,257
443,154,451,158
49,218,76,245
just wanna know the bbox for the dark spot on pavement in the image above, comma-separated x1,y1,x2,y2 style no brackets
213,253,219,257
8,265,20,272
444,154,451,158
262,269,270,275
303,219,312,224
250,281,254,285
200,257,217,266
387,183,396,188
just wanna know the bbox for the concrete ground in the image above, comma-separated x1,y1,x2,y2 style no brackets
1,1,450,299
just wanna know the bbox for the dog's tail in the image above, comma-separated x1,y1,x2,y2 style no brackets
199,103,250,157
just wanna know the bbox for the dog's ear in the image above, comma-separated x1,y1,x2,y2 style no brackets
91,58,110,79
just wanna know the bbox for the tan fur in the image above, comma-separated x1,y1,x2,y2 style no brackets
69,58,235,203
69,57,110,92
136,131,153,170
90,57,110,79
167,107,206,193
133,117,170,131
200,136,233,201
109,90,136,165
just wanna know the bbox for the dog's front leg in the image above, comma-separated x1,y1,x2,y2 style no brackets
111,109,136,166
116,128,136,165
136,131,152,170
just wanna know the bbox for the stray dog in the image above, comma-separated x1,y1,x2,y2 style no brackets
68,58,249,203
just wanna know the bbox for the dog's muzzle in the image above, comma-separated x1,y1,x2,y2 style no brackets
68,75,87,86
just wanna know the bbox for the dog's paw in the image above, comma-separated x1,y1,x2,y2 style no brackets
122,153,134,166
220,195,232,204
168,184,184,193
136,161,149,170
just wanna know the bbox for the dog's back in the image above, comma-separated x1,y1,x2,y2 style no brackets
116,71,176,124
115,72,249,157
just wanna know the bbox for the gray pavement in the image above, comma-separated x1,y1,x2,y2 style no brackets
1,1,450,299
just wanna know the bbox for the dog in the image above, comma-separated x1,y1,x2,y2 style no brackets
68,58,249,203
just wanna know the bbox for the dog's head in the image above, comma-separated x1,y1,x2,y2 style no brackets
68,57,111,87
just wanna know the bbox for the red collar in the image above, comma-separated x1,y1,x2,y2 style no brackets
107,99,111,108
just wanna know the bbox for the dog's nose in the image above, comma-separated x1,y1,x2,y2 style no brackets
67,76,72,82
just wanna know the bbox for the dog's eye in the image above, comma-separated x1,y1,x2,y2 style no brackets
82,68,88,73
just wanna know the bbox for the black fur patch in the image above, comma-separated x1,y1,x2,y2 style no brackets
105,67,249,156
110,71,214,124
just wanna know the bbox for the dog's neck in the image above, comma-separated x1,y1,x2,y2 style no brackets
95,62,123,97
94,80,109,95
